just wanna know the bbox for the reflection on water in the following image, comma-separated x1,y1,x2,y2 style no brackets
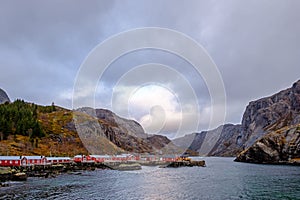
1,157,300,199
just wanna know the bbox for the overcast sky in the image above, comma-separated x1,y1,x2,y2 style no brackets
1,0,300,137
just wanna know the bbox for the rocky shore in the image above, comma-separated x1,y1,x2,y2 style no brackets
0,159,206,185
235,125,300,164
163,160,206,168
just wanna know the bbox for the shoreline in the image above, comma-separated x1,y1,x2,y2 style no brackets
0,159,206,186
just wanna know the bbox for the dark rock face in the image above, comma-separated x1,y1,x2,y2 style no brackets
235,80,300,163
174,80,300,160
208,124,242,156
0,88,10,104
95,109,146,138
146,135,171,150
173,124,241,156
235,125,300,163
75,107,171,154
188,132,207,152
239,80,300,149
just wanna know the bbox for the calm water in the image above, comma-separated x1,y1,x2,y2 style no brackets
1,157,300,200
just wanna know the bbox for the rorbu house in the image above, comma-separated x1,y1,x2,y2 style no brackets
25,156,47,165
112,154,131,161
0,156,27,167
119,154,140,161
161,155,179,162
73,155,94,163
141,154,159,161
46,157,72,164
90,155,112,163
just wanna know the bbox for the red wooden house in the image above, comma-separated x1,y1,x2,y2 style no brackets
25,156,47,165
161,155,178,162
46,157,72,164
141,155,159,161
0,156,27,167
90,155,112,163
112,154,128,161
73,155,94,163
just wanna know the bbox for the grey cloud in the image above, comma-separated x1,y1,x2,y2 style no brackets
0,0,299,135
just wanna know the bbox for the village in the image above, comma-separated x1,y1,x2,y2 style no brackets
0,154,206,185
0,154,187,167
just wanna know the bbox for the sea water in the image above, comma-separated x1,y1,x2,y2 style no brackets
1,157,300,200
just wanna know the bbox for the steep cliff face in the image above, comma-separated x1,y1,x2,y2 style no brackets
208,124,242,156
74,107,171,154
0,88,10,104
235,80,300,164
173,124,241,156
239,80,300,149
235,124,300,164
173,80,300,159
95,109,146,139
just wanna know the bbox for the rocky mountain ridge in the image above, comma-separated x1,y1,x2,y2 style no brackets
235,124,300,164
173,80,300,162
74,107,173,154
1,79,299,162
238,80,300,149
0,101,172,156
173,124,241,156
0,88,10,104
236,80,300,163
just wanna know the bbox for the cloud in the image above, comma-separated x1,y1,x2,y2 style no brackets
109,83,223,138
1,0,300,136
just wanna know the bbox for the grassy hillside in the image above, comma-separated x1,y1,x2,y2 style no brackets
0,100,88,156
0,100,185,156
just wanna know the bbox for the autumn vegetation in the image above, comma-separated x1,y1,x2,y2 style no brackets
0,100,88,156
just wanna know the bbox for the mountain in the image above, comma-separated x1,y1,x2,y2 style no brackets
2,79,299,161
95,109,147,139
74,107,178,155
173,80,300,160
0,102,88,156
235,80,300,163
0,88,10,104
235,124,300,164
238,80,300,149
173,124,241,156
0,99,173,156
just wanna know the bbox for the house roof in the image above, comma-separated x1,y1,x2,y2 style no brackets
90,155,111,158
25,156,45,159
46,157,71,160
0,156,22,160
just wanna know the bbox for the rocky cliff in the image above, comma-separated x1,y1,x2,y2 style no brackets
173,80,300,160
173,124,241,156
235,124,300,164
0,88,10,104
74,107,172,154
239,80,300,149
95,109,147,139
236,80,300,163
